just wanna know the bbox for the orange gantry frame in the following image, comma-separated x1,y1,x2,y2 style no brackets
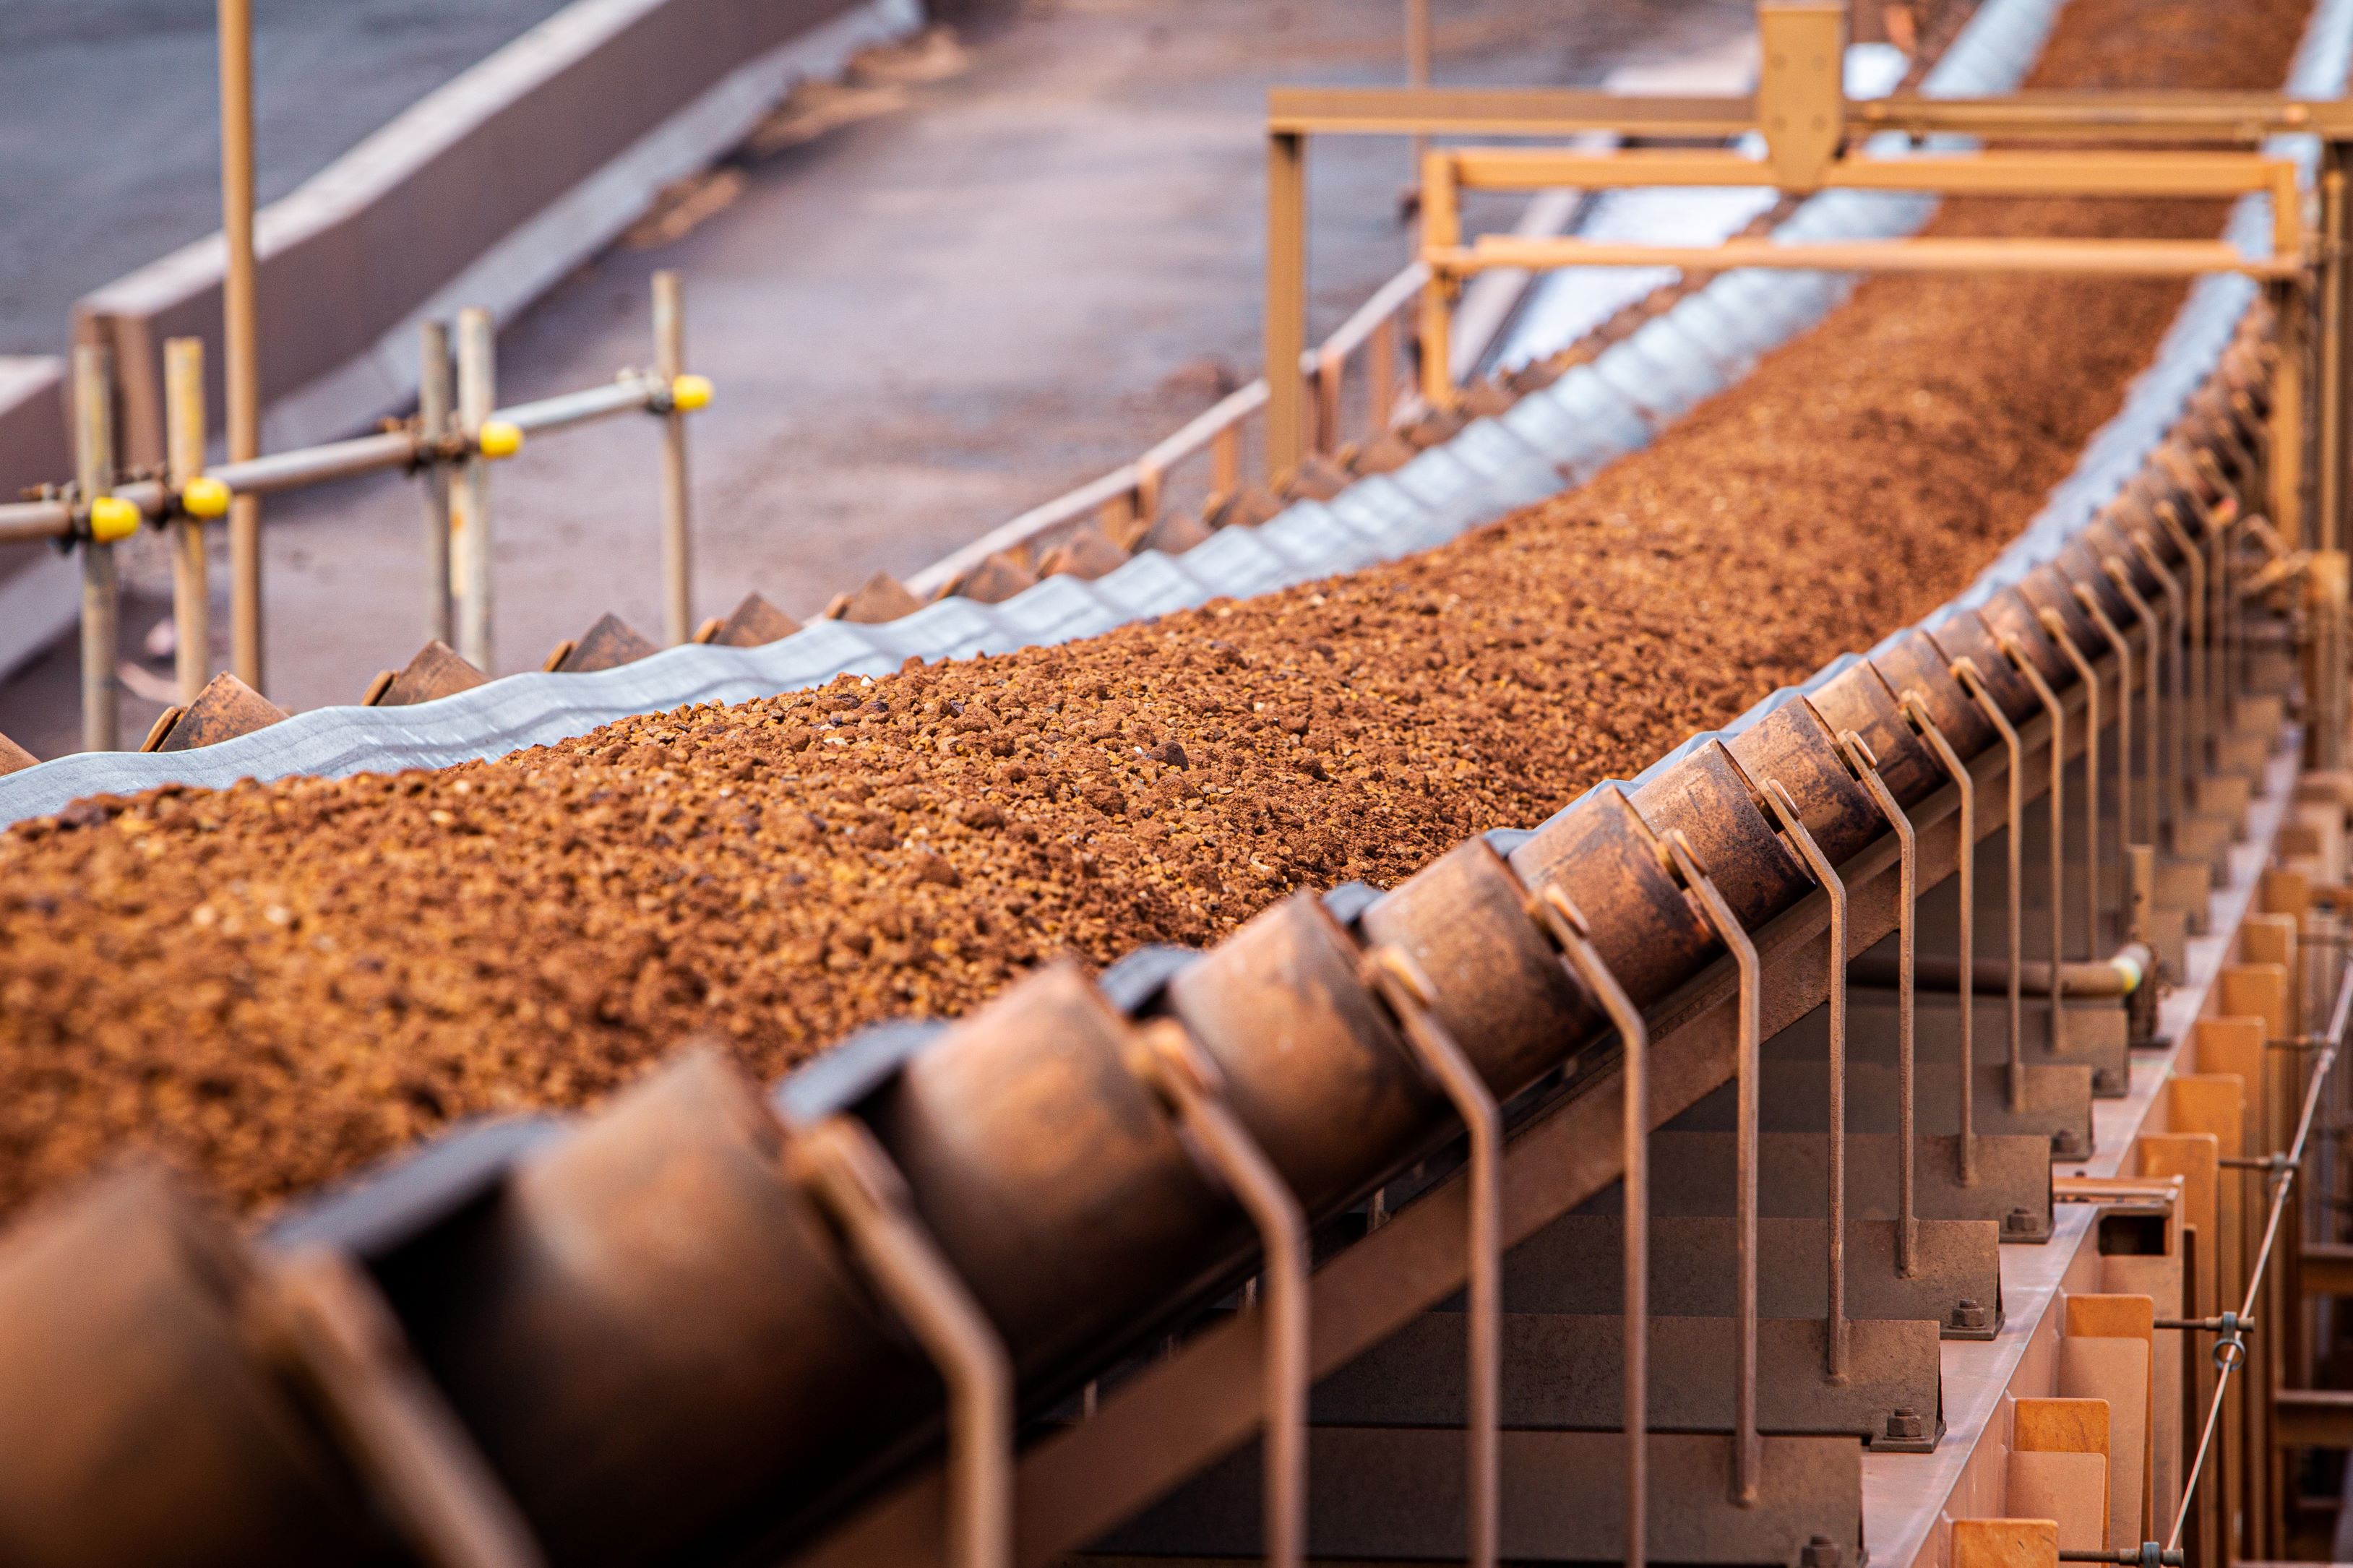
1260,1,2351,556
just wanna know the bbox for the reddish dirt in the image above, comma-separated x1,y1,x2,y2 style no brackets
0,0,2315,1221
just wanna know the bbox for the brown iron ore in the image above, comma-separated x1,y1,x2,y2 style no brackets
0,0,2311,1220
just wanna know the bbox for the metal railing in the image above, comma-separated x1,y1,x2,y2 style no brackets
1,272,710,753
2168,954,2353,1554
904,261,1429,600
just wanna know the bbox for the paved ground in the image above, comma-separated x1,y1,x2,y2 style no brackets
0,0,571,356
0,0,1745,757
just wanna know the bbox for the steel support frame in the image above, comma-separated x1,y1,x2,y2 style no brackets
1261,59,2323,470
788,679,2122,1568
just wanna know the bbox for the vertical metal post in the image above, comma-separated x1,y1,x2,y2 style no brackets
1265,130,1309,484
1903,695,1977,1184
2133,538,2188,830
1533,883,1648,1568
452,309,496,673
219,0,264,692
792,1119,1012,1568
1366,947,1500,1568
74,345,120,754
1761,780,1849,1379
2126,845,2155,947
653,270,692,646
1661,826,1761,1507
1405,0,1432,185
1844,734,1919,1276
1418,152,1459,411
2000,639,2068,1059
163,337,211,705
2154,507,2208,774
1135,1021,1309,1568
418,320,454,648
2271,276,2308,548
1953,659,2026,1113
2333,147,2353,560
1368,314,1398,439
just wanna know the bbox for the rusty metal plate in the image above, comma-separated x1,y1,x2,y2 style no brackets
1356,838,1601,1103
153,672,290,751
378,1051,929,1568
856,963,1248,1399
1630,740,1809,933
1505,788,1713,1009
1721,697,1883,867
0,1166,400,1565
1163,894,1442,1220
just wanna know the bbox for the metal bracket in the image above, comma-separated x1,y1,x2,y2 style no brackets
2104,558,2169,844
1901,691,1981,1189
1950,655,2030,1116
2037,610,2104,971
2151,504,2213,770
1837,731,1922,1277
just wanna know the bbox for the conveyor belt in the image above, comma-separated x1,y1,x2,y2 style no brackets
0,0,2065,829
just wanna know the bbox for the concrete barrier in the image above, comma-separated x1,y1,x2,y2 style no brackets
75,0,919,470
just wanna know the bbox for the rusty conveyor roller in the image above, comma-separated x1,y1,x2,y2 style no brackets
0,300,2292,1567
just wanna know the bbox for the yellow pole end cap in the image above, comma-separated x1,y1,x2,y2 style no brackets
671,373,713,413
181,475,231,519
477,420,525,460
88,496,142,543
